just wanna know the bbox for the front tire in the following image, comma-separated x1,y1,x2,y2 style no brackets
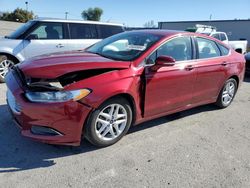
85,97,133,147
216,78,237,108
0,55,16,83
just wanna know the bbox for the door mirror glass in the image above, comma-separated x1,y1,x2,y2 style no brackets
155,55,175,66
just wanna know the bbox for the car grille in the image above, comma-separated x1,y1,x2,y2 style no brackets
7,90,22,114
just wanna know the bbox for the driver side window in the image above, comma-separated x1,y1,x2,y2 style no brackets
148,37,192,64
29,22,64,40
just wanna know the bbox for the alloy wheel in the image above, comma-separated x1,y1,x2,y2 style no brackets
222,81,236,106
95,104,128,141
0,59,14,80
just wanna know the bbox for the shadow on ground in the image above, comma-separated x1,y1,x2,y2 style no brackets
0,103,218,173
129,104,218,134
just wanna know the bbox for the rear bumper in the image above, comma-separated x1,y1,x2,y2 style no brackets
5,69,92,146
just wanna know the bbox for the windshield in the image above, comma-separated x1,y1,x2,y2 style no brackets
86,31,163,61
7,21,35,39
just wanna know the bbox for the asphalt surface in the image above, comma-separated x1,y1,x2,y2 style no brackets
0,77,250,188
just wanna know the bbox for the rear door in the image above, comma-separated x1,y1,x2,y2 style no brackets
191,37,229,104
22,22,69,58
67,23,100,50
144,36,197,117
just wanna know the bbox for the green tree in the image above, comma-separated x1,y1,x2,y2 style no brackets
0,8,34,23
81,7,103,21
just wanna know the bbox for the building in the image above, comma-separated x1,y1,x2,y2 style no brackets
159,19,250,47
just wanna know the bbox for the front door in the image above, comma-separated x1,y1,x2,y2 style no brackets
22,22,68,59
144,36,197,117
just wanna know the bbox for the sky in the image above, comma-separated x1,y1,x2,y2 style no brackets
0,0,250,27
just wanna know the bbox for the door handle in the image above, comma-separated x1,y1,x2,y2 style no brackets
56,44,64,48
221,61,228,66
185,65,194,71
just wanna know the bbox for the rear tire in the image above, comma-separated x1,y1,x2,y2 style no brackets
215,78,237,108
0,55,17,83
85,97,133,147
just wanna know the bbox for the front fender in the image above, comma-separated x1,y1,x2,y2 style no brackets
0,47,25,62
63,68,143,120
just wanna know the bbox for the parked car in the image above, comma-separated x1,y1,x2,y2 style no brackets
6,30,245,147
0,18,124,82
191,24,248,54
245,52,250,73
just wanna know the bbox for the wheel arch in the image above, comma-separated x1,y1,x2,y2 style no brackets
0,52,21,63
81,92,137,138
229,75,239,88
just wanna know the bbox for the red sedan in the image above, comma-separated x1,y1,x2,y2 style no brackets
6,30,245,147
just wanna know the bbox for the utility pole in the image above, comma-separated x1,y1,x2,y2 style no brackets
65,12,69,20
25,1,28,11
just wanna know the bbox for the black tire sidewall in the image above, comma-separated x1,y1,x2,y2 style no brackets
85,97,133,147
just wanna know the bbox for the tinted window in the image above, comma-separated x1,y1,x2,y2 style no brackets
29,22,64,39
97,25,124,39
220,33,227,41
211,33,220,40
154,37,192,61
69,23,98,39
218,43,230,56
197,38,220,59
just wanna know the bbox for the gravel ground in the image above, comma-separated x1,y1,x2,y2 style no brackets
0,76,250,188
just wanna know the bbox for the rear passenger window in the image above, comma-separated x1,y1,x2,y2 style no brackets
218,43,230,56
220,34,227,41
69,23,98,39
97,25,124,39
197,38,221,59
211,33,220,40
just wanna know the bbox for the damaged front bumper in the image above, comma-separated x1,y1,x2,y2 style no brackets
5,68,92,146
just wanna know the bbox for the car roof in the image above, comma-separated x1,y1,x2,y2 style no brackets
32,18,124,26
126,29,230,46
127,29,188,37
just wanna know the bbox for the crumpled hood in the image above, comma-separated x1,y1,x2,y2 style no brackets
18,51,131,79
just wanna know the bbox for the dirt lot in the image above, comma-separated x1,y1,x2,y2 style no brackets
0,76,250,188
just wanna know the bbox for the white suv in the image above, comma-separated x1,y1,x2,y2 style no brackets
0,18,124,82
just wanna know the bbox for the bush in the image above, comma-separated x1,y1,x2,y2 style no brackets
0,8,34,23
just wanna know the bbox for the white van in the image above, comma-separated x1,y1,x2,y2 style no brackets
0,18,124,82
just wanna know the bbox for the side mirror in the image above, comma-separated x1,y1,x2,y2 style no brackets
26,34,38,40
155,55,176,66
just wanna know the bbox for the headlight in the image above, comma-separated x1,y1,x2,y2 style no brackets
25,89,91,103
